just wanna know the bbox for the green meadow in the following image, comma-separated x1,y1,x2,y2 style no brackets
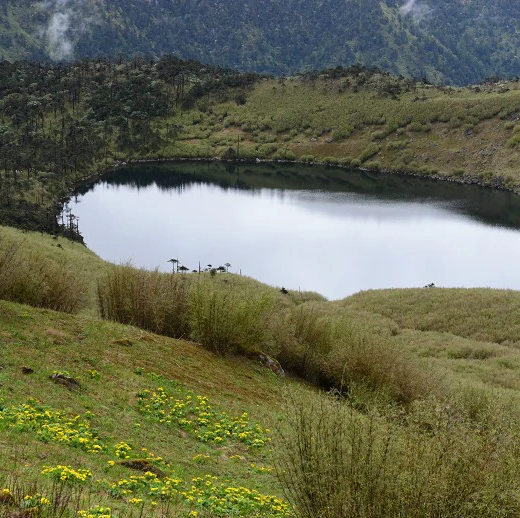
3,225,520,517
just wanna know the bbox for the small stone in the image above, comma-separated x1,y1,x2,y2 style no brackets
50,372,81,389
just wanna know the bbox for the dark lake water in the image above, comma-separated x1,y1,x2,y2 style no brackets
68,161,520,300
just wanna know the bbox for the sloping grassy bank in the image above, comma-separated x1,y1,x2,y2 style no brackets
4,225,520,516
154,74,520,193
0,299,294,518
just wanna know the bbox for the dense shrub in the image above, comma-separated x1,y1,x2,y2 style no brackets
276,389,520,518
97,264,191,338
0,231,86,313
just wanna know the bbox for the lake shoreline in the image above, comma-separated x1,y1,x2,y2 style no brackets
69,159,520,298
59,152,520,245
72,154,520,203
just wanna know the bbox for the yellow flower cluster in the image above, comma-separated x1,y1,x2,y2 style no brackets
88,369,101,380
41,464,92,485
182,475,293,517
109,471,182,500
0,401,105,453
137,388,270,447
78,505,112,518
23,493,51,509
114,441,132,459
107,471,293,517
140,448,169,467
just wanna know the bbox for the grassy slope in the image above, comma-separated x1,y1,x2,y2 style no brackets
3,214,520,515
0,297,292,516
340,288,520,393
0,226,110,313
150,77,520,191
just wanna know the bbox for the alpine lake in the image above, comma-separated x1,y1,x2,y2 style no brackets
67,161,520,300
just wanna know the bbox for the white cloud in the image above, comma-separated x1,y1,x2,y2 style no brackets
46,10,73,60
39,0,98,61
400,0,431,22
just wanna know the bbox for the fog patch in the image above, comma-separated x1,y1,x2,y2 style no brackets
399,0,431,22
39,0,98,60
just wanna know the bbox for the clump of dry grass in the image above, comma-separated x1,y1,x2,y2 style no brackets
97,266,274,354
269,303,333,385
0,229,87,313
269,301,434,404
276,388,520,518
327,318,436,406
97,264,191,339
188,278,274,354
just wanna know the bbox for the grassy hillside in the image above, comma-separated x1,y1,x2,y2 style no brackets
0,299,294,518
3,225,520,516
165,74,520,190
4,57,520,515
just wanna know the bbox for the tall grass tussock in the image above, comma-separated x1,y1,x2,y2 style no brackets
97,264,191,339
189,280,273,354
0,229,86,313
276,388,520,518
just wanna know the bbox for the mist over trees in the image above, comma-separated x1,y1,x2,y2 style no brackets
1,0,520,85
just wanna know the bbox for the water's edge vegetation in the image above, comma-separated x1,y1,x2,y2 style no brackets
3,58,520,238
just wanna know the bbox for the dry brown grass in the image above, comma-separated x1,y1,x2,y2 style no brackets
276,388,520,518
0,228,88,313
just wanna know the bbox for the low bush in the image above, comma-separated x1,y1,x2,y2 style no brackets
358,144,380,163
256,143,279,157
364,160,382,171
386,139,409,150
332,126,353,140
273,149,297,160
276,389,520,518
0,230,86,313
300,155,315,163
97,264,191,338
